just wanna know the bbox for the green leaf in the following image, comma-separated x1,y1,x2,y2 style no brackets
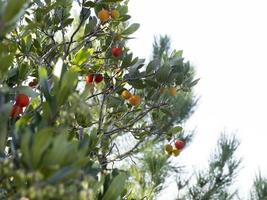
84,1,95,7
31,128,53,169
0,103,11,152
42,133,69,167
3,0,26,25
20,130,32,168
146,60,159,74
122,23,140,35
73,48,94,65
14,86,38,98
45,166,76,184
0,54,14,76
57,69,78,106
102,172,127,200
155,65,171,83
128,79,146,89
169,126,183,134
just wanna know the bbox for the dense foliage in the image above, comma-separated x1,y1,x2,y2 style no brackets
0,0,198,199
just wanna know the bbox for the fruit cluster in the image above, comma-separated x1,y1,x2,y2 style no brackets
10,94,30,119
164,139,185,157
85,73,104,85
97,8,120,23
121,90,141,106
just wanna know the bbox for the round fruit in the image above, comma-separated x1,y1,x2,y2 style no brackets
10,105,23,119
95,74,103,84
172,148,181,157
129,95,141,106
86,74,94,84
15,94,29,107
111,10,120,19
160,87,167,93
97,9,110,22
121,90,132,100
111,47,123,57
175,140,185,150
169,87,177,96
164,144,173,153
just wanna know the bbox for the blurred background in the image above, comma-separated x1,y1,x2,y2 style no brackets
128,0,267,199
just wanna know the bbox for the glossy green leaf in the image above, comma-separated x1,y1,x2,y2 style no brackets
155,65,171,83
122,23,140,35
31,128,53,169
102,172,127,200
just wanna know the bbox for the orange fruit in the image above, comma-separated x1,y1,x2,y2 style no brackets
172,148,181,157
121,90,132,100
129,95,141,106
97,9,110,22
168,87,177,96
111,10,120,19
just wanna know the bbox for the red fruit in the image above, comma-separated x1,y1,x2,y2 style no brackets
175,140,185,150
15,94,29,107
86,74,94,84
10,105,23,119
111,47,123,57
95,74,103,83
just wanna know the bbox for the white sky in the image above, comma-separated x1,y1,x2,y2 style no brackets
128,0,267,199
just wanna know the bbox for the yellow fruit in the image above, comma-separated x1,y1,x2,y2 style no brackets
165,144,173,153
160,87,167,93
111,10,120,19
129,95,141,106
168,87,177,96
121,90,132,100
97,9,110,22
172,148,181,157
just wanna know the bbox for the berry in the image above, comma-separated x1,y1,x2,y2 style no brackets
172,148,181,157
86,74,94,84
164,144,173,153
15,94,29,107
121,90,132,100
111,47,123,57
95,74,103,84
10,105,23,119
175,140,185,150
111,10,120,19
168,87,177,96
129,95,141,106
97,9,110,22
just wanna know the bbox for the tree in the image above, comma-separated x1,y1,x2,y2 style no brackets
124,35,197,200
179,134,241,200
250,173,267,200
0,0,199,199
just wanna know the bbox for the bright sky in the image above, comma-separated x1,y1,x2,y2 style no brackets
128,0,267,199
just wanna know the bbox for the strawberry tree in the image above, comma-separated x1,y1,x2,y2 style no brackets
0,0,198,199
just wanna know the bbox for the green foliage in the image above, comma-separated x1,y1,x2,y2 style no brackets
177,134,241,200
0,0,198,199
250,173,267,200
